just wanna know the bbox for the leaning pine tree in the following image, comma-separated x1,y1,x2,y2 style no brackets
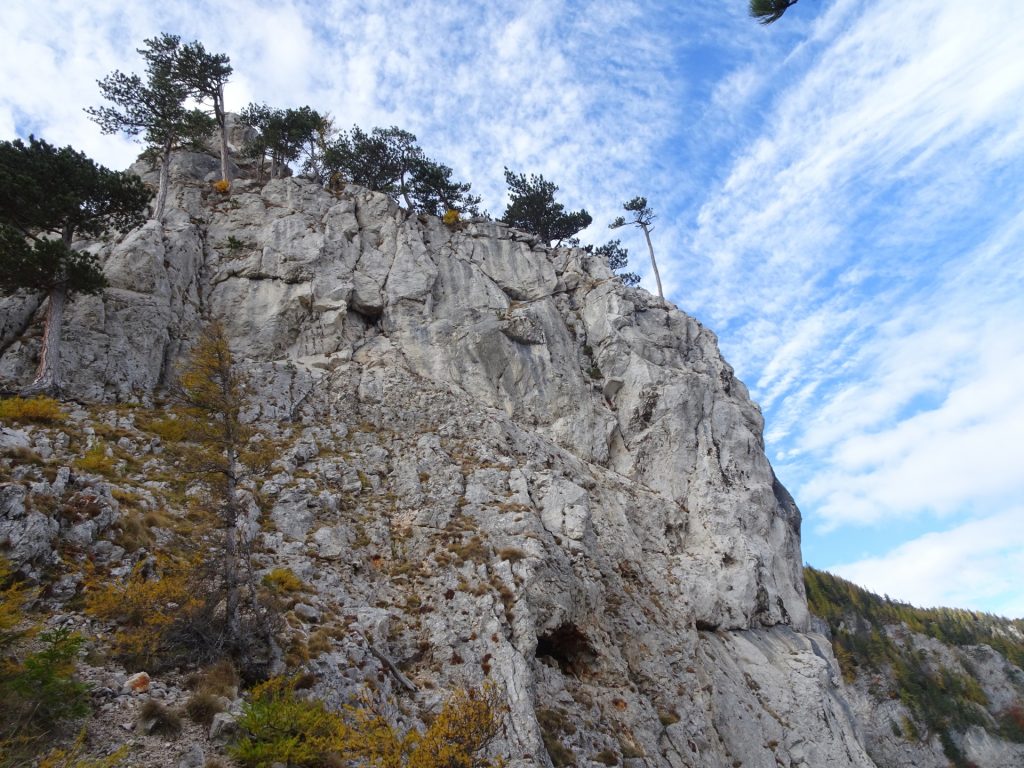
610,196,663,299
0,136,151,395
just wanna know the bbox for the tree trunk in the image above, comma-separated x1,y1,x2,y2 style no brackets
399,172,414,210
216,89,230,183
155,142,172,222
21,282,66,397
223,450,242,652
641,223,664,300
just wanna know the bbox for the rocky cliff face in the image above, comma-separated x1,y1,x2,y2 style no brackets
1,148,877,767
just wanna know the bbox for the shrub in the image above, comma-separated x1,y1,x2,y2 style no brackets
393,684,505,768
212,179,231,194
74,444,116,476
85,557,203,669
37,730,128,768
192,658,240,699
657,710,680,726
999,704,1024,743
496,547,525,564
137,413,190,442
0,557,29,650
442,209,460,226
231,680,506,768
262,567,307,595
1,627,91,762
0,395,65,424
185,691,226,727
230,676,346,768
542,735,576,768
137,699,183,737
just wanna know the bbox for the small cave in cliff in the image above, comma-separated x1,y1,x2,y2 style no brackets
536,623,596,677
347,303,383,327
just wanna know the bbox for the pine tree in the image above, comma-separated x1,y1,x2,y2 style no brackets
87,33,216,221
323,126,480,216
171,322,249,652
170,322,277,660
0,136,150,395
610,196,663,299
502,169,592,246
594,240,640,286
240,104,325,181
175,40,233,183
749,0,800,25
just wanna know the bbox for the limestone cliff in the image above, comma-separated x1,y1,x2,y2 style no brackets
1,147,875,767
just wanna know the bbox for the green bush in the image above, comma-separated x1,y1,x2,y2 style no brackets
1,627,91,764
230,676,345,768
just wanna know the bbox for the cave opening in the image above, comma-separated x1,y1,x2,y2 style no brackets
535,623,596,676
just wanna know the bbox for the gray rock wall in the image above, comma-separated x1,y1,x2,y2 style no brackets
1,150,874,768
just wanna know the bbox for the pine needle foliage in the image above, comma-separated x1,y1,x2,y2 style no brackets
502,169,591,247
1,559,92,764
749,0,799,25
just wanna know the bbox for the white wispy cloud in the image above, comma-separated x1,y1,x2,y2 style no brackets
1,0,683,225
832,509,1024,618
678,0,1024,612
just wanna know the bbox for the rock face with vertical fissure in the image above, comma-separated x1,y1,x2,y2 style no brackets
0,144,879,768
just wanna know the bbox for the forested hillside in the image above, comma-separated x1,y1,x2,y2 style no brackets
805,567,1024,766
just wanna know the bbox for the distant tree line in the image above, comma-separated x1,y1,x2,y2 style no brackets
804,566,1024,767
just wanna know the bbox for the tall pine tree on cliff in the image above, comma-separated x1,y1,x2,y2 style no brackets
0,137,151,395
610,196,663,299
175,39,233,184
87,33,215,221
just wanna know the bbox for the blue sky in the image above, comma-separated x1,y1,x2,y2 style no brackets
3,0,1023,616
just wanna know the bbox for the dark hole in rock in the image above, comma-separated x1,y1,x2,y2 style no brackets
695,620,719,632
536,623,595,676
348,303,383,324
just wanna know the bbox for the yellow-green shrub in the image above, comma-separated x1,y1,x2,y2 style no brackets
230,680,505,768
74,444,115,476
37,730,128,768
230,676,346,767
84,557,202,668
0,557,30,650
0,396,65,424
137,413,190,443
442,209,461,226
262,567,307,595
212,179,231,194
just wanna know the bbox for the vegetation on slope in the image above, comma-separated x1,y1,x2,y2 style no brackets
805,566,1024,765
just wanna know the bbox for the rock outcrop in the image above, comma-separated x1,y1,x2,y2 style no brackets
0,147,878,767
